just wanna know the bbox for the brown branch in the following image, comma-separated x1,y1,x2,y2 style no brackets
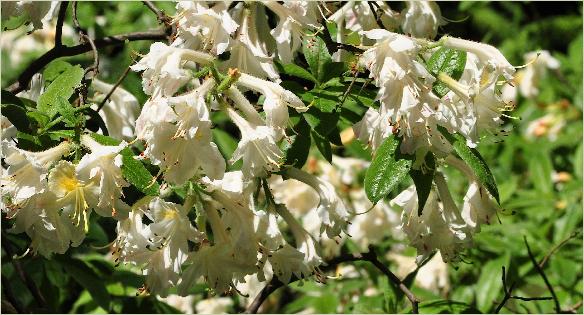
539,228,581,268
495,266,552,313
1,233,46,310
96,66,131,112
54,2,69,47
6,30,166,94
142,1,176,41
245,247,419,314
524,236,561,313
72,1,99,78
367,1,384,29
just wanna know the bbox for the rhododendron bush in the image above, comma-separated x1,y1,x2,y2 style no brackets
1,1,582,314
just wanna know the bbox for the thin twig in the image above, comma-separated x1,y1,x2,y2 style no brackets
539,229,581,268
54,2,69,47
1,233,46,309
72,1,99,78
367,1,384,29
318,6,364,55
362,246,420,313
142,1,176,41
2,274,25,313
524,236,561,313
7,30,166,94
96,66,131,112
245,248,419,314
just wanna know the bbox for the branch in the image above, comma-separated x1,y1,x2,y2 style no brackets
72,1,99,78
524,236,561,313
54,2,69,47
7,30,166,94
245,247,419,314
2,274,25,313
320,21,365,54
96,66,131,111
142,1,176,40
1,232,46,310
367,1,384,29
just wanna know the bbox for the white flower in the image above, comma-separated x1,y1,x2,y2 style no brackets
1,140,71,202
401,1,444,39
227,108,283,179
347,190,401,251
91,79,140,140
353,108,393,151
1,1,58,31
222,3,279,80
78,135,129,219
270,177,320,215
195,297,233,314
236,73,307,140
392,177,471,263
461,181,498,232
442,36,515,81
131,43,213,97
518,50,560,98
137,89,225,184
525,112,566,141
285,167,349,238
174,1,238,55
5,190,72,257
329,1,400,52
158,295,194,314
48,160,99,237
265,1,318,64
1,115,17,141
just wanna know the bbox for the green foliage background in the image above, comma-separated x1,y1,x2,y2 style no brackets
1,2,582,314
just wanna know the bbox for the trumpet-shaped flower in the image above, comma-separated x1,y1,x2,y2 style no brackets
285,167,349,238
174,1,238,55
78,135,129,219
91,79,140,140
227,108,283,179
1,140,71,202
401,1,444,39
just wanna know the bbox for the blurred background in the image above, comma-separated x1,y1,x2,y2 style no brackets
1,2,582,314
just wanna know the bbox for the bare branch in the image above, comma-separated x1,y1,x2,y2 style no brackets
2,275,25,313
1,232,46,310
245,247,419,314
96,66,131,112
142,1,176,41
6,30,166,94
72,1,99,78
524,236,561,313
55,2,69,47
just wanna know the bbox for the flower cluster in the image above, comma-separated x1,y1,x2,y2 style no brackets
2,0,518,299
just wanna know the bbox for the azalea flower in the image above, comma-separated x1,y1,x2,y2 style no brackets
1,140,71,202
518,50,560,98
48,160,99,243
131,42,213,97
173,1,238,55
226,107,283,178
285,167,349,238
5,190,72,257
401,1,445,39
78,135,129,219
91,79,140,141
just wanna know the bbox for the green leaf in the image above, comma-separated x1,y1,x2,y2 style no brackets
283,118,311,167
312,130,332,162
54,96,78,127
439,127,500,203
2,104,31,133
303,107,339,137
37,65,84,118
410,152,436,215
89,133,159,196
427,47,467,98
475,253,509,312
414,299,482,314
56,256,111,312
120,149,159,196
302,36,332,84
364,136,413,203
275,61,317,83
43,60,74,83
305,89,341,113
